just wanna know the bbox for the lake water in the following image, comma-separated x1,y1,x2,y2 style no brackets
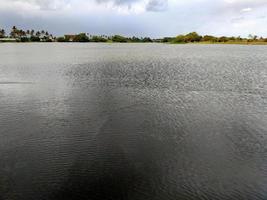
0,43,267,200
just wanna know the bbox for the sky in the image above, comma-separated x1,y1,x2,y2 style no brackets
0,0,266,37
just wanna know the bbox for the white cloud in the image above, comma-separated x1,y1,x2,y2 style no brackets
241,7,252,12
0,0,70,10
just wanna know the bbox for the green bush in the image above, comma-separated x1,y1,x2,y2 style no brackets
73,33,89,42
90,36,108,42
173,35,185,43
21,37,30,42
57,37,66,42
30,36,40,42
112,35,128,43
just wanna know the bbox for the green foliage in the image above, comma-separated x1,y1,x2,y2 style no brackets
142,37,153,43
64,35,74,42
172,32,202,43
112,35,128,43
73,33,89,42
57,37,66,42
2,26,267,44
44,38,53,42
170,32,265,44
21,37,30,42
131,36,141,42
162,37,174,43
202,35,217,42
218,36,229,42
30,36,40,42
184,32,202,42
90,36,108,42
173,35,185,43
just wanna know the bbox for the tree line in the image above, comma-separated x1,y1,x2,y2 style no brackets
0,26,54,42
1,26,267,44
162,32,267,43
57,33,153,43
0,26,153,43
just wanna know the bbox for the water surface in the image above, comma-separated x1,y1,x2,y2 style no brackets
0,43,267,200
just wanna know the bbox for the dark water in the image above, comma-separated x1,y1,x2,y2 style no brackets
0,43,267,200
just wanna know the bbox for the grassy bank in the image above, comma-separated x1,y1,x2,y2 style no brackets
195,41,267,45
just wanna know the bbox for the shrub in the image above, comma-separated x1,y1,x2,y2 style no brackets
57,37,66,42
112,35,128,43
30,36,40,42
73,33,89,42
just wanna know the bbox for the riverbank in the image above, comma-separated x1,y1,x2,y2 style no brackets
1,27,267,44
196,41,267,45
1,41,267,45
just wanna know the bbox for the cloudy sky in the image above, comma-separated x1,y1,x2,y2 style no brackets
0,0,266,37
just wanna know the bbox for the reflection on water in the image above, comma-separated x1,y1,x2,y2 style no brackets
0,43,267,200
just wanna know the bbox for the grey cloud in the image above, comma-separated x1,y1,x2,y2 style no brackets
95,0,140,6
224,0,267,12
8,0,70,10
95,0,168,11
146,0,167,11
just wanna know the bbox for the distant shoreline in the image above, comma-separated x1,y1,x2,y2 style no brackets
1,27,267,45
171,41,267,45
1,41,267,45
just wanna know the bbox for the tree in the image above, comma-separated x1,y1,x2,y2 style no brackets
30,35,40,42
73,33,89,42
30,30,35,36
173,35,185,43
112,35,128,43
18,30,26,38
184,32,202,42
90,35,108,42
21,37,30,42
218,36,229,42
131,36,141,42
36,31,41,37
202,35,217,42
57,37,66,42
142,37,153,43
10,26,18,38
162,37,174,43
237,36,242,41
0,29,5,38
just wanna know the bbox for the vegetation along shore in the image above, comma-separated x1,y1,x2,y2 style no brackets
1,26,267,45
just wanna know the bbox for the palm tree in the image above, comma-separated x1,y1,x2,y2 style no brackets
12,26,17,31
18,30,24,38
10,26,18,38
30,29,35,36
36,31,41,37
